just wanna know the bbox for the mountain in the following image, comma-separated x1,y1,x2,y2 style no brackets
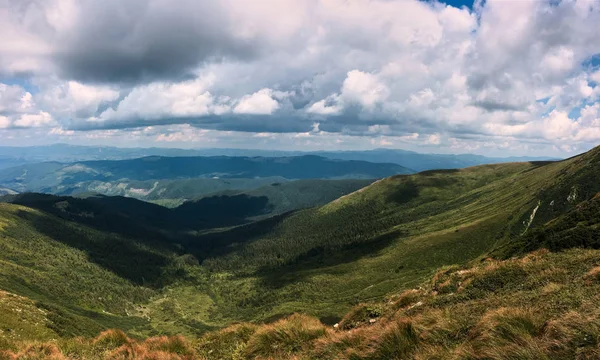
312,148,555,172
1,179,373,232
1,146,600,358
186,179,375,216
0,144,554,172
0,155,409,194
56,177,290,203
39,177,372,210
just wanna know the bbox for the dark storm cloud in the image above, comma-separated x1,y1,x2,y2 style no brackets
53,0,261,84
68,113,315,134
471,100,526,112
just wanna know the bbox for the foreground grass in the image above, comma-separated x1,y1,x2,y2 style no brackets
5,248,600,359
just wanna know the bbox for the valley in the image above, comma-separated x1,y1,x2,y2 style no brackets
0,145,599,359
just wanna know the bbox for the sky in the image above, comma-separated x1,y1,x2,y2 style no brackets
0,0,599,156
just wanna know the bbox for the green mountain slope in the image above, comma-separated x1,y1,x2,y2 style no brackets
0,146,599,354
0,202,165,340
185,179,375,217
2,179,374,233
185,150,599,322
6,197,600,359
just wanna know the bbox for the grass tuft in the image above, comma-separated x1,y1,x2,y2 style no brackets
243,314,326,359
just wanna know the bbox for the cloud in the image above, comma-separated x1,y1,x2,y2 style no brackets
13,111,54,128
0,83,34,114
233,88,282,115
50,0,261,83
541,47,576,75
306,95,343,115
0,82,55,128
340,70,389,108
426,134,442,145
95,75,216,123
0,116,10,129
0,0,599,156
36,81,120,120
591,70,600,84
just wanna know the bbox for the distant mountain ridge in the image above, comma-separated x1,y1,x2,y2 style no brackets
0,144,556,171
0,155,407,194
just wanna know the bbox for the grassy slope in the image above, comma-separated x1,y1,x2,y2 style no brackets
4,179,374,234
0,203,169,340
5,248,600,359
1,147,600,354
194,247,600,359
188,160,570,324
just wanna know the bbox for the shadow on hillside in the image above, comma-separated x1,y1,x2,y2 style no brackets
519,161,557,174
184,211,295,262
256,229,405,289
9,192,273,239
528,160,556,167
14,209,171,287
174,194,272,229
10,193,174,243
418,168,460,176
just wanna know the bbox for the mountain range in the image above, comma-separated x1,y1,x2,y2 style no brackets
0,144,554,171
0,145,599,359
0,155,406,196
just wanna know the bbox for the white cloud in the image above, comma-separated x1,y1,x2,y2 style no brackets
233,88,281,115
67,81,119,112
541,110,579,140
0,83,33,113
591,70,600,84
0,116,10,129
98,76,216,122
36,81,120,119
340,70,389,108
49,127,75,136
541,47,575,75
0,82,55,128
426,134,442,145
13,112,54,128
307,95,343,115
409,88,436,107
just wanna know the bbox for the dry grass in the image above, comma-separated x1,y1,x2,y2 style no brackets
109,336,196,360
0,343,65,360
5,248,600,359
196,323,258,359
243,314,326,359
